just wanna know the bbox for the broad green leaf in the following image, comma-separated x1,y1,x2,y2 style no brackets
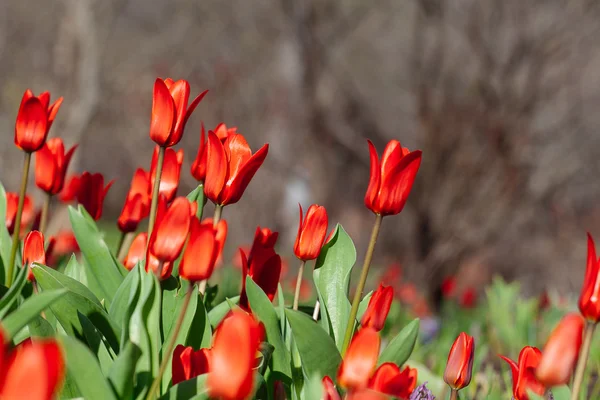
378,318,420,366
208,296,240,328
0,264,27,319
69,206,125,308
301,374,324,400
2,288,66,339
59,335,117,400
187,293,212,350
33,264,121,352
108,341,142,399
187,184,207,220
0,184,12,284
159,375,209,400
549,386,571,400
80,313,116,375
28,315,55,338
285,309,342,379
357,291,373,322
246,277,292,380
110,262,142,349
313,225,356,350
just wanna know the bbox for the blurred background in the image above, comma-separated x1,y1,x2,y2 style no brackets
1,0,600,304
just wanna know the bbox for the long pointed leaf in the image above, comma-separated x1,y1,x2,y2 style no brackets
2,288,67,339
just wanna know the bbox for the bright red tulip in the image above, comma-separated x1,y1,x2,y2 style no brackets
123,232,147,270
172,345,210,385
148,197,192,263
149,78,208,147
579,233,600,322
204,131,269,206
58,175,80,203
207,310,263,400
6,192,34,235
47,230,79,265
338,327,381,391
536,313,584,387
459,288,477,308
444,332,474,390
322,376,342,400
14,90,63,153
248,226,278,264
364,140,422,216
500,346,545,400
191,123,237,182
361,284,393,331
74,172,114,220
440,276,456,298
199,218,228,267
179,218,225,282
0,327,65,399
118,168,151,233
346,390,389,400
34,138,77,196
294,204,328,261
368,363,417,399
23,231,46,281
150,146,183,203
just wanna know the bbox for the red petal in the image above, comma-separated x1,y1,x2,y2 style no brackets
34,143,58,194
150,197,191,262
23,230,46,281
204,131,228,204
184,89,209,126
47,97,64,131
15,97,49,152
179,220,219,282
376,150,422,216
123,233,148,270
149,78,176,146
166,80,190,146
364,140,381,213
294,204,328,261
337,327,380,391
221,143,268,205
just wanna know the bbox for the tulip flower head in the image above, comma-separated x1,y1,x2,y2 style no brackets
35,138,77,196
322,376,342,400
338,327,381,391
191,122,237,182
14,90,63,153
118,168,151,233
579,233,600,322
293,204,328,261
204,131,269,206
172,345,211,385
149,78,208,147
500,346,545,400
536,313,584,387
150,146,183,203
364,140,422,216
179,218,226,282
148,197,192,264
444,332,474,391
23,230,46,281
74,172,114,220
361,284,394,331
6,192,34,235
368,363,417,399
123,232,148,271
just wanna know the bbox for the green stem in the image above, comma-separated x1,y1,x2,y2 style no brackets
571,321,596,400
115,231,126,259
292,260,306,311
7,152,32,287
449,389,458,400
212,204,223,228
341,213,383,356
39,193,51,234
146,146,165,247
117,232,134,262
145,283,194,400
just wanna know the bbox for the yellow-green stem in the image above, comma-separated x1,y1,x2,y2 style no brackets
293,260,306,311
146,146,165,248
449,389,458,400
7,152,32,287
312,300,320,320
39,193,51,234
571,321,596,400
145,284,194,400
212,204,223,228
115,231,126,259
117,232,134,262
341,213,383,356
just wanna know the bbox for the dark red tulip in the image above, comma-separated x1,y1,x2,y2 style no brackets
444,332,474,390
361,284,393,331
191,123,237,182
294,204,328,261
34,138,77,196
459,288,477,308
500,346,545,400
14,90,63,153
440,276,456,298
579,233,600,322
368,363,417,399
74,172,114,220
172,344,211,385
150,146,183,203
338,327,380,391
204,131,268,206
207,310,263,400
118,168,151,233
364,140,422,216
179,218,225,282
148,197,192,263
149,78,208,147
23,230,46,281
6,192,34,235
123,232,147,271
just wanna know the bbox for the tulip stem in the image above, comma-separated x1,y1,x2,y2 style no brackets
293,260,306,311
312,300,320,320
571,321,595,400
147,146,165,248
117,232,133,262
449,389,458,400
213,204,223,228
146,283,194,400
115,231,126,259
39,193,51,234
341,213,383,356
7,152,32,287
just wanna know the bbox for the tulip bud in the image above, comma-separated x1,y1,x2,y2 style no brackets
14,90,63,153
443,332,474,390
23,231,46,281
293,204,328,261
360,284,393,331
35,138,77,196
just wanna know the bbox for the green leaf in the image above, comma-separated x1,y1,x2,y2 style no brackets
0,184,13,284
59,335,118,400
2,288,67,339
549,386,571,400
28,315,55,338
110,262,142,349
313,225,356,350
33,264,121,353
208,296,240,328
357,291,373,322
187,293,212,350
246,277,292,380
300,374,324,400
79,312,117,375
285,309,342,379
108,341,142,399
69,205,126,308
0,264,27,319
378,318,420,366
159,375,209,400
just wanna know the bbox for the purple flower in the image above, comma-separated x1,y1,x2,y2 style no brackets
409,382,436,400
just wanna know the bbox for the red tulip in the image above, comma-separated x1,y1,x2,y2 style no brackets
179,218,225,282
123,232,147,270
204,131,269,206
74,172,114,220
191,123,237,182
14,90,63,153
34,138,77,196
364,140,422,216
199,218,228,266
150,146,183,203
440,276,456,298
172,345,210,385
322,376,342,400
6,192,34,235
23,231,46,281
368,363,417,399
536,313,584,387
444,332,474,390
118,168,151,233
293,204,328,261
459,288,477,308
149,78,208,147
500,346,545,400
248,226,278,264
0,327,65,399
58,175,80,203
337,327,381,391
207,310,263,400
579,233,600,322
148,197,192,263
361,284,393,332
47,230,79,265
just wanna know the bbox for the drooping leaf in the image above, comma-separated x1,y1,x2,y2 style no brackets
27,315,55,338
0,264,27,319
378,318,420,366
2,288,66,339
108,341,142,399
